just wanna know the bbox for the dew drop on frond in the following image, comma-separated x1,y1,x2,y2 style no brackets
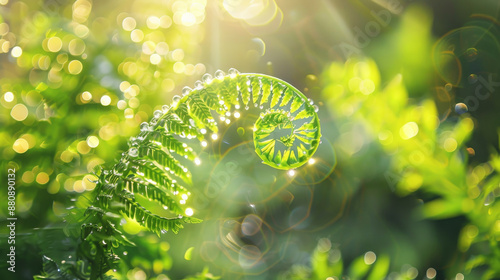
202,73,213,84
215,69,225,79
154,110,163,119
228,68,240,78
128,148,139,157
140,122,149,131
182,86,192,96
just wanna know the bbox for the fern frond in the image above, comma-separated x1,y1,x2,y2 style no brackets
70,68,320,279
94,69,320,239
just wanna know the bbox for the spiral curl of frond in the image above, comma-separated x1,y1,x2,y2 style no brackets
89,69,321,237
154,68,322,170
107,68,321,233
67,69,321,279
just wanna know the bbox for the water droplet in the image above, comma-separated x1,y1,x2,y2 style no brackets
245,105,249,110
455,103,468,114
172,95,181,103
215,69,225,79
313,105,319,112
468,74,478,84
466,47,478,61
228,68,240,78
194,80,203,89
153,110,163,119
140,122,149,131
287,169,296,177
129,137,138,145
162,105,170,112
182,86,192,96
211,133,218,140
202,73,213,84
129,147,139,157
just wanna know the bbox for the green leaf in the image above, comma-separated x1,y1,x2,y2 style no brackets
367,255,390,280
270,82,284,108
290,96,303,113
251,76,261,104
188,93,218,133
280,87,294,107
238,75,251,105
260,77,272,105
348,255,370,279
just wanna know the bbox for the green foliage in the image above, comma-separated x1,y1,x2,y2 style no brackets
322,57,500,279
278,239,393,280
35,69,321,279
182,267,220,280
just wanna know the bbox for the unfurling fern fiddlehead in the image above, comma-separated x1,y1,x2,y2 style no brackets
38,69,321,279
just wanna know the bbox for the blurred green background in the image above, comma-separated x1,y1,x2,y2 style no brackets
1,0,500,279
